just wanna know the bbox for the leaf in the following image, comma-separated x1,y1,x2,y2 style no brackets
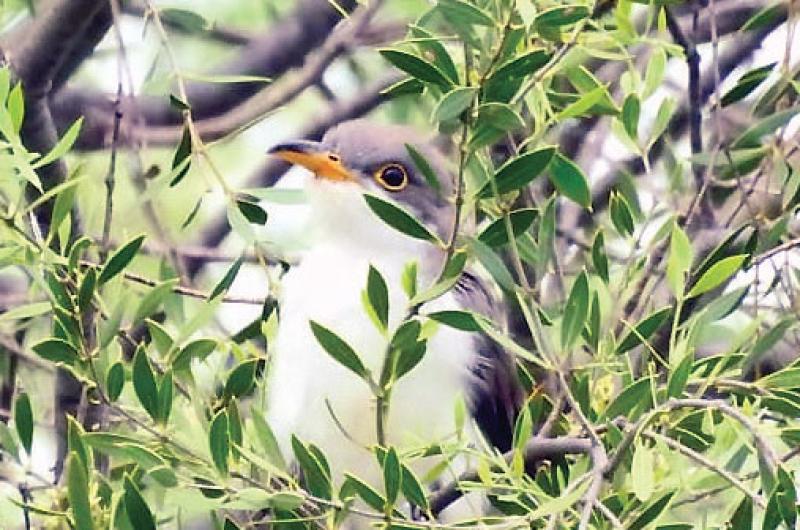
433,86,477,122
483,49,551,103
98,235,145,285
730,496,753,530
123,475,156,530
0,301,51,322
617,307,671,354
687,255,747,298
666,222,693,296
591,231,609,282
643,48,666,99
291,435,331,499
557,86,608,120
342,473,385,511
722,63,775,107
382,447,402,507
470,238,516,291
437,0,494,26
409,25,459,84
251,407,286,469
364,193,439,242
13,392,32,454
209,410,230,474
667,350,694,398
106,362,125,402
169,94,190,111
160,7,208,32
132,347,159,420
133,279,177,325
741,3,786,31
394,341,427,380
365,265,390,331
8,82,24,132
224,359,258,398
209,256,245,300
427,310,482,332
309,321,368,379
405,144,441,194
172,338,217,371
632,442,655,502
379,49,453,90
733,105,800,148
628,492,675,530
67,452,94,530
236,199,268,225
622,93,640,140
604,377,652,420
470,103,525,148
561,271,590,350
610,192,635,237
478,209,537,247
33,117,83,169
157,370,173,424
535,5,589,28
381,77,425,98
548,153,591,208
166,127,191,188
32,338,78,364
77,268,96,312
760,367,800,390
477,147,555,197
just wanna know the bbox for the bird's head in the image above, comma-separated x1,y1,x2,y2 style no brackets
269,120,455,241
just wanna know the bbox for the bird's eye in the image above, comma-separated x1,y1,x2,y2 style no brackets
375,164,408,191
328,153,340,162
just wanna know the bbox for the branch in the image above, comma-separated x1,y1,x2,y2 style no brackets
428,436,593,517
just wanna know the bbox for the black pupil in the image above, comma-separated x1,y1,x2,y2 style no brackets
381,166,405,188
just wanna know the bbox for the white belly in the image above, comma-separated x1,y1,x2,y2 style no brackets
266,241,477,485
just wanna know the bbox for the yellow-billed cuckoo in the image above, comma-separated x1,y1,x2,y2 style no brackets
266,119,522,497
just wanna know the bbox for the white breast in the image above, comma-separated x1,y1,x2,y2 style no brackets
265,180,479,486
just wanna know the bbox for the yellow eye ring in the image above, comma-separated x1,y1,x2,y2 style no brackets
374,163,408,191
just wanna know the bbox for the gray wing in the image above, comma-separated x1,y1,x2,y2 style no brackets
453,270,523,452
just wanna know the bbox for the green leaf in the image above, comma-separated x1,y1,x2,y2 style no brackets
309,321,368,379
170,125,192,186
157,370,173,424
172,338,217,371
557,85,608,120
609,191,635,237
224,359,258,398
604,377,652,420
405,144,441,193
730,496,753,530
401,464,428,510
561,271,590,349
667,350,694,398
394,341,427,380
643,48,667,99
77,268,96,312
591,231,609,282
8,82,24,132
67,452,94,530
209,410,230,474
632,441,655,502
209,256,245,300
132,347,159,420
99,235,145,285
687,255,747,298
251,407,286,469
428,310,482,332
617,307,671,354
628,492,675,530
106,362,125,402
13,392,32,454
133,279,177,325
548,153,591,208
342,473,385,511
733,105,799,148
0,301,51,322
666,222,693,296
32,338,78,364
469,238,516,291
292,435,331,499
236,199,268,225
470,103,525,148
33,117,83,169
382,447,402,508
160,7,208,32
379,49,453,90
433,86,477,122
364,193,439,243
760,367,800,390
409,25,459,84
483,49,551,103
437,0,494,26
722,63,775,107
409,251,466,305
535,5,589,28
741,3,786,31
366,265,390,331
478,209,537,247
648,97,676,148
123,475,156,530
380,77,425,98
622,93,640,140
477,147,555,197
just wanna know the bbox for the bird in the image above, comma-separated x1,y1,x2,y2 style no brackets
265,119,523,517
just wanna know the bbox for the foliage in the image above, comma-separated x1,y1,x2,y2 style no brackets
1,0,799,529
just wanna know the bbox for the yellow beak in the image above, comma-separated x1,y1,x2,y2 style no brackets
268,140,355,182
